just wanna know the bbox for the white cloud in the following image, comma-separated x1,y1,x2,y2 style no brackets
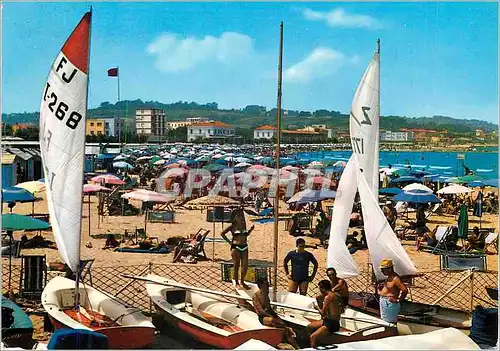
147,32,254,73
284,47,348,83
303,8,381,29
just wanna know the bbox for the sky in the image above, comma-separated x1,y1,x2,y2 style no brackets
2,2,499,123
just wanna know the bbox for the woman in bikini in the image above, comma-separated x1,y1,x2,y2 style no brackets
221,208,255,290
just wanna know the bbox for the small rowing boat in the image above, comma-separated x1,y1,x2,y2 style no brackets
42,276,155,349
145,274,284,349
348,292,471,335
235,282,397,346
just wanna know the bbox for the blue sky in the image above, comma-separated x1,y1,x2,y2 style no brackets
2,2,498,123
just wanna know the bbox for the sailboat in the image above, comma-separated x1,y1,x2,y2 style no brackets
39,10,156,349
235,33,397,347
325,41,471,335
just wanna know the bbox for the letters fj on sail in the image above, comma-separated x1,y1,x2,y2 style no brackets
39,12,91,272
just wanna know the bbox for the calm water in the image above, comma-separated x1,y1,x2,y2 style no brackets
295,150,499,179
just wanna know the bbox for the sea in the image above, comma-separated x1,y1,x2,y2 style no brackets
295,150,499,179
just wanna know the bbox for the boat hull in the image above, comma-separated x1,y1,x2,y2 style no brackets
49,317,155,349
234,282,398,347
1,295,34,348
42,277,156,349
156,306,283,349
146,274,284,349
348,292,471,335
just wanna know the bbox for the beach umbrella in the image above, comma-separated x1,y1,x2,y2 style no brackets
113,155,128,161
234,162,252,168
403,183,433,193
90,174,125,185
83,184,111,193
457,204,469,239
437,184,473,195
1,213,51,231
308,161,325,169
203,164,225,172
301,169,323,176
165,163,181,169
121,189,175,203
451,175,483,184
149,156,162,166
281,165,299,172
393,189,441,204
2,187,37,203
247,165,274,174
113,161,133,170
286,189,336,205
14,181,46,194
164,168,189,178
390,176,422,184
136,156,152,161
195,155,211,162
473,191,483,228
379,188,403,196
332,160,347,168
153,159,166,166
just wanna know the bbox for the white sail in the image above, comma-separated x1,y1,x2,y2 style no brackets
356,168,417,281
39,12,91,272
349,48,380,196
326,155,360,278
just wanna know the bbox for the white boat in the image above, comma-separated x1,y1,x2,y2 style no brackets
42,276,155,349
38,10,155,349
234,282,397,346
145,274,284,349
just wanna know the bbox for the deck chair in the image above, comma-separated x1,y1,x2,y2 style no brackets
19,255,47,302
483,232,498,254
425,203,441,220
440,253,487,271
419,226,453,254
174,229,210,261
135,228,159,245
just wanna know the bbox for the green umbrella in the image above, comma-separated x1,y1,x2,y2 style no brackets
457,204,469,239
452,175,483,184
203,164,225,172
149,156,162,166
2,213,51,231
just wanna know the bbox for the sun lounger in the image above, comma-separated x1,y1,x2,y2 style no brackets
425,203,441,220
483,232,498,254
439,253,487,271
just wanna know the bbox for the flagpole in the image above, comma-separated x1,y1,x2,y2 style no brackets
272,21,283,301
117,66,120,103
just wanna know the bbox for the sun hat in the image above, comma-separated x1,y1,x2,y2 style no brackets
379,259,394,269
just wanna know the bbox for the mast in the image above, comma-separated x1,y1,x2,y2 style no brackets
272,22,283,300
75,6,93,307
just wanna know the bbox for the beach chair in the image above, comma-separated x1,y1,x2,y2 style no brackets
19,255,47,302
439,253,487,271
174,229,210,261
483,232,498,254
425,203,441,220
135,228,159,245
418,226,454,254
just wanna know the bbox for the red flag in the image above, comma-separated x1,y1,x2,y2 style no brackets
107,67,118,77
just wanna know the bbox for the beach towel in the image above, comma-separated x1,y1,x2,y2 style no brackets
379,296,400,323
114,247,170,254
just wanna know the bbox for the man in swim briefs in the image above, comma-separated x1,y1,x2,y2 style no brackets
307,280,342,348
252,278,299,348
283,238,318,295
316,267,349,310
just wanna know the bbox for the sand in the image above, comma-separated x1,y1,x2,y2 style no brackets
3,191,498,272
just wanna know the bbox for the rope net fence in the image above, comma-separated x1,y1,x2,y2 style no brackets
2,261,497,314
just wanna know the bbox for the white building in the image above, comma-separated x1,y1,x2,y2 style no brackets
167,117,210,130
186,117,209,124
187,121,235,142
381,130,414,142
136,108,166,136
254,125,277,139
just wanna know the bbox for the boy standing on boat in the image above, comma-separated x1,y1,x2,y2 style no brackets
252,278,299,349
377,259,408,323
283,238,318,295
308,280,343,348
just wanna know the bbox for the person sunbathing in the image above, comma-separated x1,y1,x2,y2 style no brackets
416,228,437,250
102,234,120,249
464,226,484,251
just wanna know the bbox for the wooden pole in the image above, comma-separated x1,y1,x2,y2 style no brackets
88,194,91,236
272,21,284,301
432,269,474,305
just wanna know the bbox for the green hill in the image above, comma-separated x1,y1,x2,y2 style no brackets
2,99,497,134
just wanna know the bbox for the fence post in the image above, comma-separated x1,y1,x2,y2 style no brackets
149,262,153,314
470,269,474,312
